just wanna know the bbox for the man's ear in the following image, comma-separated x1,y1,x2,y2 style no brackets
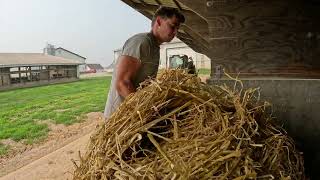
156,17,162,26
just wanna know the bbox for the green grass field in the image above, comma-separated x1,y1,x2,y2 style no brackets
197,68,211,75
0,143,9,156
0,77,111,146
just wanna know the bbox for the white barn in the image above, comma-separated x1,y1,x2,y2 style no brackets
159,37,211,69
112,38,210,70
43,44,86,73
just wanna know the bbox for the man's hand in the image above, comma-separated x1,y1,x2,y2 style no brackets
115,55,141,98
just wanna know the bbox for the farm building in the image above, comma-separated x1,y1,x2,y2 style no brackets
159,37,210,69
85,64,104,73
112,38,210,70
0,53,83,91
43,44,86,72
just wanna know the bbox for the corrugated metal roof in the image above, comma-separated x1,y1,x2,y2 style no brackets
55,47,86,59
0,53,84,68
86,64,104,70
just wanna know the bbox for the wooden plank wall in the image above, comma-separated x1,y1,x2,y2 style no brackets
121,0,320,77
204,0,320,77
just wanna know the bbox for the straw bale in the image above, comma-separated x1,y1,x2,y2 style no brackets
73,70,305,180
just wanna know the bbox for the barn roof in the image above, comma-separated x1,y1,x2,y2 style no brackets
56,47,86,59
0,53,84,68
86,64,104,70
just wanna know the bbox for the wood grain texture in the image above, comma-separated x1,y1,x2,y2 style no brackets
205,0,320,77
121,0,320,77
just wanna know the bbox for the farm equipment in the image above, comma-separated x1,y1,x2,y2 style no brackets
168,54,196,74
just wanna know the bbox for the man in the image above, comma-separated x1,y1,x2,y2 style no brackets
104,7,185,119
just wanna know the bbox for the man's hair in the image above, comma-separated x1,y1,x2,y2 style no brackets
152,6,185,26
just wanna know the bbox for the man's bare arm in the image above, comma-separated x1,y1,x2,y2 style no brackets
115,55,141,98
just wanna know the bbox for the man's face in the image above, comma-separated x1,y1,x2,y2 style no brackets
157,15,181,43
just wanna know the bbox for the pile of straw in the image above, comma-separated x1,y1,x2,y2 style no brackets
73,70,305,180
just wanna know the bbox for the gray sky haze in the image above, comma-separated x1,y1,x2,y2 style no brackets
0,0,151,66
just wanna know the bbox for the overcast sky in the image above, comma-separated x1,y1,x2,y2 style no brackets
0,0,151,66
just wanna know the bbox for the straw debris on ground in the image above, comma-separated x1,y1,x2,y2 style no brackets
73,69,305,180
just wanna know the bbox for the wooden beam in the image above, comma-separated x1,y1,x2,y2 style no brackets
29,66,32,81
18,67,22,83
0,68,2,86
172,0,182,10
137,0,148,6
25,67,28,80
47,66,50,81
154,0,162,5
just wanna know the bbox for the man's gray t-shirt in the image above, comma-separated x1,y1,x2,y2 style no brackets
104,32,160,118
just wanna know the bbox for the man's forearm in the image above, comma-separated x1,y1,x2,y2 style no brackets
115,56,141,98
117,79,136,98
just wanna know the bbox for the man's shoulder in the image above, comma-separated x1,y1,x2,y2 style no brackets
127,33,150,44
130,32,149,39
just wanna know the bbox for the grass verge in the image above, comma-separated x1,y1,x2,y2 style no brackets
0,77,111,145
197,68,211,75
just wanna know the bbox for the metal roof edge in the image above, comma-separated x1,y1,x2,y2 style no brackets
55,47,87,59
0,63,83,68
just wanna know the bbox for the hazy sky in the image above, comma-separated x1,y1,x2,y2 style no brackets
0,0,151,66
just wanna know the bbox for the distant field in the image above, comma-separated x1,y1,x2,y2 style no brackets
0,77,111,151
197,68,211,75
157,68,211,75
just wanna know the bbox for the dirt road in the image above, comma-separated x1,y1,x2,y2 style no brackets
1,133,91,180
0,112,104,180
